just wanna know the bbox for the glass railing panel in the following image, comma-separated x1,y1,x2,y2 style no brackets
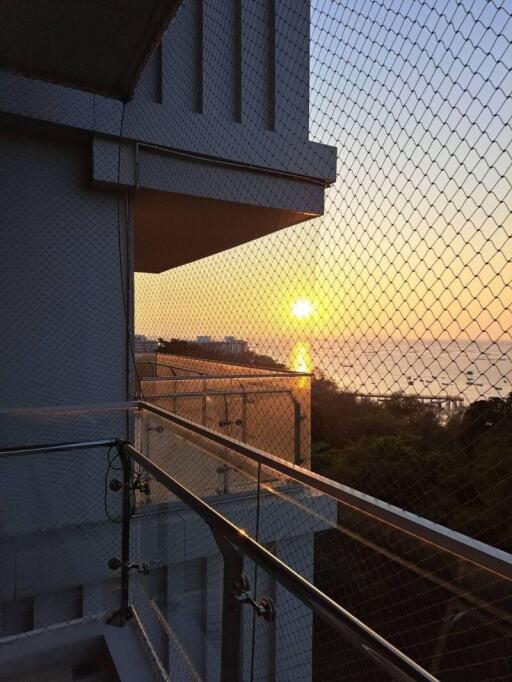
137,408,261,536
130,503,221,680
130,497,298,681
140,371,311,466
312,615,391,682
129,446,396,681
137,406,337,560
255,463,512,680
0,403,137,448
7,404,506,677
0,442,125,641
135,405,512,679
244,559,392,682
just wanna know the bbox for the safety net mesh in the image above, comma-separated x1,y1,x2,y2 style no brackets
1,0,511,680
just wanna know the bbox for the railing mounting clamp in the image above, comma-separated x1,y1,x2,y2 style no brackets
233,573,275,621
108,557,150,575
109,477,151,495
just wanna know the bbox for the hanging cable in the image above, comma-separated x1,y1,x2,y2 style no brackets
115,101,144,401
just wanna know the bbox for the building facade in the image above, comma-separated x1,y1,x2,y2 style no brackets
0,1,336,679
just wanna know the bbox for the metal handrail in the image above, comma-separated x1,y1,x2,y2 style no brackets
138,360,206,376
142,388,295,398
139,371,309,381
0,401,139,416
123,442,438,682
0,418,505,679
2,398,511,581
139,400,512,582
0,439,117,458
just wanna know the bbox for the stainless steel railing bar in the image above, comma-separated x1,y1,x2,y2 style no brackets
123,442,438,682
0,401,139,416
139,400,512,581
0,438,117,458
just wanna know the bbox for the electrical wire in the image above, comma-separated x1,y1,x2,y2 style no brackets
104,446,142,523
115,101,144,402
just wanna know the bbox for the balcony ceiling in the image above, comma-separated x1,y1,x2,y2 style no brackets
134,190,316,273
0,0,183,100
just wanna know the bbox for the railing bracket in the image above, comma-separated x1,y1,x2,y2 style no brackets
109,476,151,495
233,573,276,622
106,605,132,627
108,557,150,575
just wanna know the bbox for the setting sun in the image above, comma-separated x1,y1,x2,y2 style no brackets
292,298,314,319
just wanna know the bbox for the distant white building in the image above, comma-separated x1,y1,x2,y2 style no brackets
134,334,158,354
196,335,249,355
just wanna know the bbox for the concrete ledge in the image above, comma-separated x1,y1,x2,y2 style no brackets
0,612,163,682
92,135,328,272
0,70,336,183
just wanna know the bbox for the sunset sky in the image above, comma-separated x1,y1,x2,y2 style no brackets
135,0,512,367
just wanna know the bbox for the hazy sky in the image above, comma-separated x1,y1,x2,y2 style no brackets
136,0,511,354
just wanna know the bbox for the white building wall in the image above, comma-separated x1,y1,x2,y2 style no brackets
0,2,335,675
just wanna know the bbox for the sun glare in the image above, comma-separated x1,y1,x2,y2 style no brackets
292,298,314,319
290,341,313,376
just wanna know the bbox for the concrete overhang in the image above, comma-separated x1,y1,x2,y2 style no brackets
92,137,336,273
133,191,320,273
0,1,183,100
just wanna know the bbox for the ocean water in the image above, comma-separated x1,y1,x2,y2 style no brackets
255,338,512,406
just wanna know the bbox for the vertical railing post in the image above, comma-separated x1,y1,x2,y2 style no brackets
292,396,303,465
119,442,131,619
107,440,132,626
202,378,207,425
240,384,249,443
213,532,244,682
